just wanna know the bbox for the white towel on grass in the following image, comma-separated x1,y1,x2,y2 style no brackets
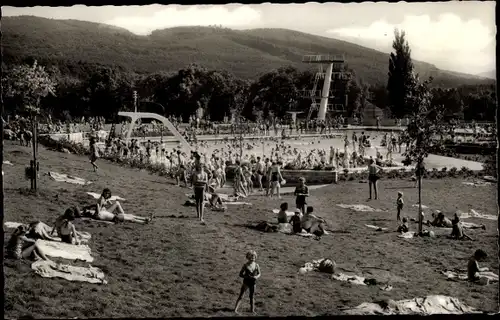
337,204,384,212
457,209,497,221
36,240,94,262
48,172,92,185
32,260,107,284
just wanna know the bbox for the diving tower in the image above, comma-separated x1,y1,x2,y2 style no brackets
302,54,349,121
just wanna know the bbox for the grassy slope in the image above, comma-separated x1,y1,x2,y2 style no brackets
3,142,498,318
2,16,495,87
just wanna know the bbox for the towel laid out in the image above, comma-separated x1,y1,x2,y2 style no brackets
87,192,126,201
342,295,479,315
36,240,94,263
337,204,384,212
32,260,107,284
3,160,13,166
48,172,92,185
365,224,389,231
442,270,498,282
4,221,22,229
412,204,429,209
398,232,416,239
186,193,252,206
457,209,497,221
278,223,329,237
332,273,367,286
483,176,497,183
462,181,492,187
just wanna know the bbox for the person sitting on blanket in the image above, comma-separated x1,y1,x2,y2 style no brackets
6,224,50,261
468,249,490,284
207,184,225,211
397,217,410,233
289,209,302,234
302,206,326,239
51,207,82,244
96,188,152,224
277,202,289,224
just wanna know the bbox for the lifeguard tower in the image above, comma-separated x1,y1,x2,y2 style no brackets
300,54,349,121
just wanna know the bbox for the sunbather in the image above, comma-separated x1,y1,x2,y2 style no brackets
51,207,82,244
6,225,50,261
427,211,452,228
302,206,326,239
397,217,410,233
468,249,490,284
450,213,473,241
95,188,152,224
277,203,289,224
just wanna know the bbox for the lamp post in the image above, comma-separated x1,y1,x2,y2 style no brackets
133,91,138,113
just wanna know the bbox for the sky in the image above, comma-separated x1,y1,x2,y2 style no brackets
3,2,496,75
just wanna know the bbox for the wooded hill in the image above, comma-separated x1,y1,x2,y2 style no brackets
2,16,494,88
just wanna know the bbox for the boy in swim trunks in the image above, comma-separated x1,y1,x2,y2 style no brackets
235,250,261,314
294,177,309,215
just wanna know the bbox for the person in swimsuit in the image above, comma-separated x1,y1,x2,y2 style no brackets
96,188,152,223
234,250,261,314
396,191,404,222
368,159,383,200
289,210,303,233
294,177,309,215
255,157,265,191
467,249,489,284
301,206,326,239
51,207,82,244
89,137,99,172
268,162,284,199
6,225,50,261
191,157,208,223
277,202,289,224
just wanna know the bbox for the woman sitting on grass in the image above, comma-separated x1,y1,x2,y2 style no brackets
51,207,82,244
6,225,50,261
91,188,152,224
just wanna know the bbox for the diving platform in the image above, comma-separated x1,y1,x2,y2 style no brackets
302,54,345,63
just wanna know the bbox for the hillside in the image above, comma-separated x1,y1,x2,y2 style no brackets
2,16,495,87
477,70,496,80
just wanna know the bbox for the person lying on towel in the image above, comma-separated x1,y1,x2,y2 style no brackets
84,188,152,224
6,224,50,261
468,249,491,284
51,207,82,244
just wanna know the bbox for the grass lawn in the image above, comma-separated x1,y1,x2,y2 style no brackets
3,142,499,318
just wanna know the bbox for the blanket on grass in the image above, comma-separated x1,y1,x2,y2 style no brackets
272,209,295,217
337,204,384,212
442,270,498,283
36,240,94,262
185,193,252,206
32,260,107,284
365,224,389,231
3,160,13,166
87,192,126,201
342,295,479,315
48,172,92,185
457,209,497,221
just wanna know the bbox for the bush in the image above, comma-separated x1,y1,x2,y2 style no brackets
38,135,87,155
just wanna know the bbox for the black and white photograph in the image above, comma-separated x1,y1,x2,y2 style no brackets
1,1,498,318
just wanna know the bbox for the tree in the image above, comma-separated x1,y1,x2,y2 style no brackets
2,60,57,190
403,73,448,234
3,60,57,115
387,29,415,119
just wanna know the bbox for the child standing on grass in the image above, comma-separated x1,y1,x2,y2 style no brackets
396,191,404,222
294,177,309,215
235,250,261,315
89,137,99,172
